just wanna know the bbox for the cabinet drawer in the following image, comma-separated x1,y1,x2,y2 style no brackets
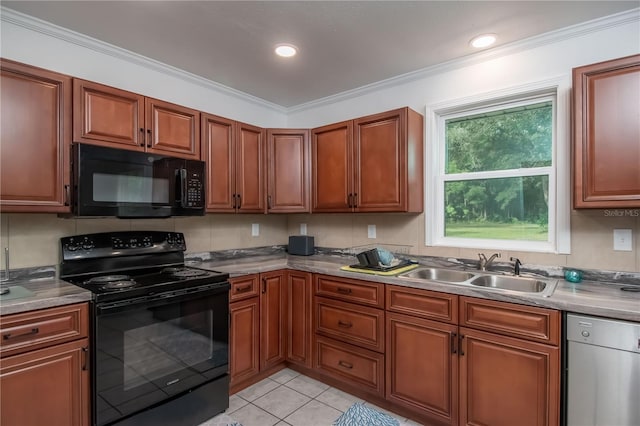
314,274,384,308
229,275,259,301
386,285,458,323
460,297,560,345
314,335,384,397
0,303,89,358
315,297,384,353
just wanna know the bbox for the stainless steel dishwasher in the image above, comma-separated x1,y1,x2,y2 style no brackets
566,313,640,426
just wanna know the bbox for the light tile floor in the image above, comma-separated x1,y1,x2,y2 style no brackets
199,369,423,426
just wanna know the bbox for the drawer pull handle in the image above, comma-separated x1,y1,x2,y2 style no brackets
3,327,39,340
338,360,353,369
451,332,457,354
235,285,252,293
459,334,465,356
336,287,352,295
338,320,353,328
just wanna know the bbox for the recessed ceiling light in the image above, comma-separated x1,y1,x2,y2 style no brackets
470,34,497,49
275,44,298,58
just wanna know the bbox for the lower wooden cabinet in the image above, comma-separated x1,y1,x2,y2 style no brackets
459,327,560,426
229,295,260,386
229,271,287,389
0,303,89,426
260,270,287,370
287,270,313,368
386,312,458,426
1,339,89,426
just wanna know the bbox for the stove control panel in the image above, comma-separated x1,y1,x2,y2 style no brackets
61,231,187,260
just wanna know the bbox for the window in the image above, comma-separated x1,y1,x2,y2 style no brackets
427,82,570,253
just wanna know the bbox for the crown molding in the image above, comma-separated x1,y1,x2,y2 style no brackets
1,6,638,114
0,6,287,114
288,7,640,114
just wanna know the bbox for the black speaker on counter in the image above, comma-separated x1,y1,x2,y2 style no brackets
288,236,315,256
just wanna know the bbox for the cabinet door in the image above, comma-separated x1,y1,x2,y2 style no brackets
312,121,353,212
146,97,200,160
202,113,236,212
260,270,287,370
386,312,458,426
235,122,265,212
0,338,89,426
267,129,310,213
352,107,423,212
0,59,71,212
287,271,312,368
573,54,640,208
229,296,260,386
459,327,560,426
73,79,145,151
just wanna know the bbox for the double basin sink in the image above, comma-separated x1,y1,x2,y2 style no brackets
398,267,558,298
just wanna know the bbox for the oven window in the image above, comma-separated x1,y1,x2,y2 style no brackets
93,172,170,204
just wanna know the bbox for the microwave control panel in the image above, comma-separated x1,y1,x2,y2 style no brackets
186,177,204,208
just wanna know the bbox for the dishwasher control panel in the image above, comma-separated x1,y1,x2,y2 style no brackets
567,313,640,353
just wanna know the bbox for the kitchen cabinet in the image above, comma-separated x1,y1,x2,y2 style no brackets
201,114,266,213
266,129,310,213
384,286,560,426
0,59,72,213
260,270,287,370
573,54,640,208
312,274,385,397
312,107,423,213
229,285,260,387
386,286,458,426
458,297,560,426
229,271,286,390
0,303,89,426
287,270,313,368
73,79,200,160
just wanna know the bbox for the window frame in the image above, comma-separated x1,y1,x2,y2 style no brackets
425,78,571,254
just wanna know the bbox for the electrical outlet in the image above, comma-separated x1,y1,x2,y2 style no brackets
367,224,376,239
613,229,632,251
300,223,307,235
251,223,260,237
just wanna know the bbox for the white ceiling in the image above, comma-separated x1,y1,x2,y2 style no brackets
3,1,638,108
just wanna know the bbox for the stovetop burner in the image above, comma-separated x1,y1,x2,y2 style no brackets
102,280,138,290
170,269,209,278
85,274,131,285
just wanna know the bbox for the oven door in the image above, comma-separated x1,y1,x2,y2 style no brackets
93,284,229,426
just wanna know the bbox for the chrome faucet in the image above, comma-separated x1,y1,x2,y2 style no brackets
478,253,501,271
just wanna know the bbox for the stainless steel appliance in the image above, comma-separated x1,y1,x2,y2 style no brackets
60,231,229,426
72,143,205,218
566,313,640,426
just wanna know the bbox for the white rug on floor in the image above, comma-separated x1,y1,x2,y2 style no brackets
333,402,399,426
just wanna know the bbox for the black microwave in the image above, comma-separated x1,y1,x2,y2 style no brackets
71,143,205,218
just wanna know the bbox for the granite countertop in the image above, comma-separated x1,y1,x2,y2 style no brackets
194,253,640,322
2,252,638,322
0,277,92,316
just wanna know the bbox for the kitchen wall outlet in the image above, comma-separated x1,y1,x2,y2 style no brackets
300,223,307,235
613,228,632,251
367,224,376,239
251,223,260,237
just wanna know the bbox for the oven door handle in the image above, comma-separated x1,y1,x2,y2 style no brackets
95,282,230,315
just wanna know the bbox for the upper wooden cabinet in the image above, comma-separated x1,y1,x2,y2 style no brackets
312,107,423,213
73,79,200,160
573,54,640,208
201,113,265,213
266,129,310,213
0,59,72,213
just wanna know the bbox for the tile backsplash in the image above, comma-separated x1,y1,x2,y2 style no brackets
1,210,638,272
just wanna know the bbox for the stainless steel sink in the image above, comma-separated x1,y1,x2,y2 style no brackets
398,266,558,297
469,274,557,297
401,268,475,283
